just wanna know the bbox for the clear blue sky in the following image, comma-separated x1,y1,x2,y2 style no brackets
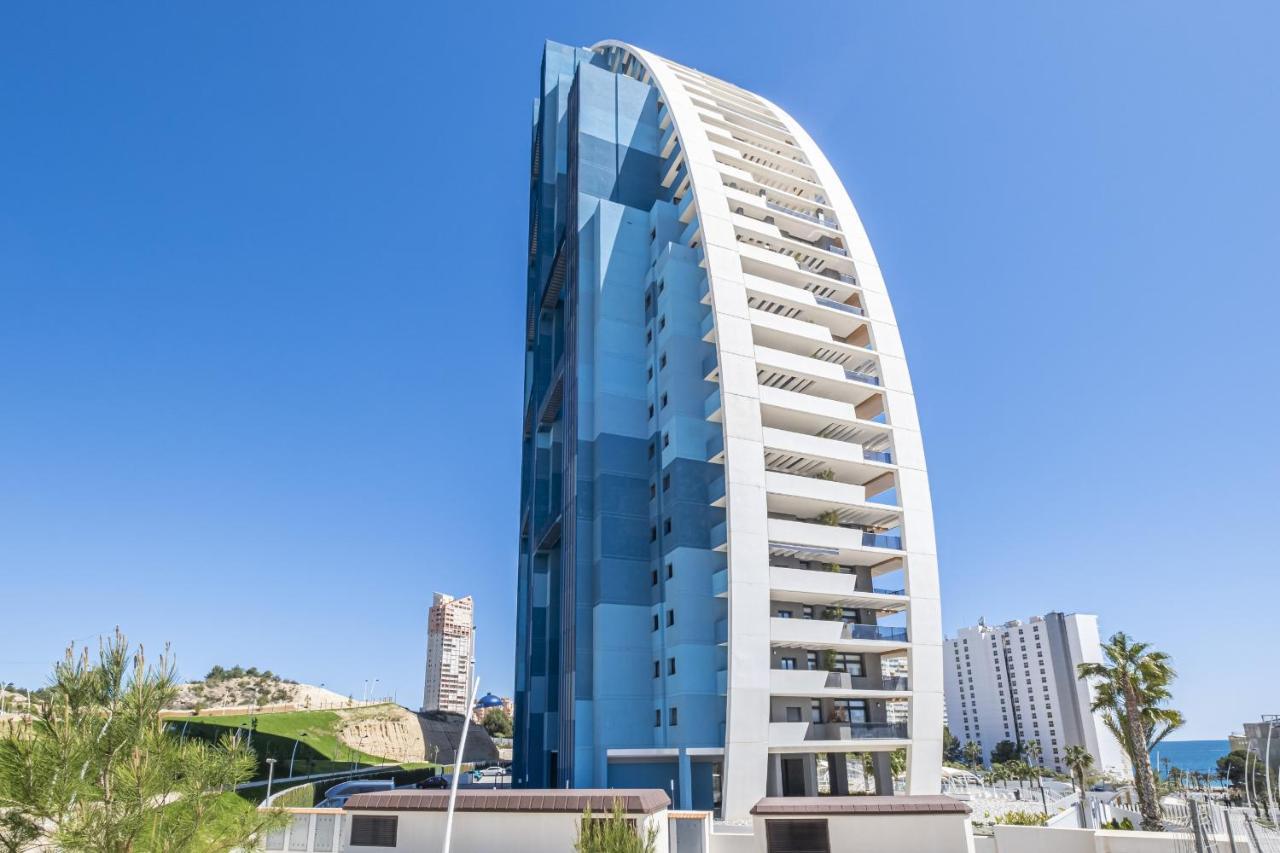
1,2,1275,739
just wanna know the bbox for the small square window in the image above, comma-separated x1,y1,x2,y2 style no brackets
659,353,668,370
648,404,654,419
669,707,678,726
662,432,670,448
648,443,655,459
667,610,675,627
652,615,659,632
645,329,652,344
663,518,672,534
662,474,671,491
649,526,657,542
653,660,660,678
655,709,661,727
660,393,668,409
668,658,676,675
666,563,674,578
649,483,656,499
647,366,653,381
651,570,658,586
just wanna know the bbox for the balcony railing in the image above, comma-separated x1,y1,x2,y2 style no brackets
872,587,905,597
842,624,908,642
844,369,881,386
823,672,910,692
815,296,864,316
862,449,893,464
821,270,858,286
796,721,909,741
861,532,902,550
765,199,839,229
824,244,849,257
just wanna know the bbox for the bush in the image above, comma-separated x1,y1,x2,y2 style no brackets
1104,818,1135,831
995,810,1048,826
272,783,316,809
575,801,657,853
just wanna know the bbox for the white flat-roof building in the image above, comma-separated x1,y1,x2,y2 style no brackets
944,613,1128,776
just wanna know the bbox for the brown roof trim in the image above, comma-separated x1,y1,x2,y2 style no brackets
751,795,970,816
345,789,670,815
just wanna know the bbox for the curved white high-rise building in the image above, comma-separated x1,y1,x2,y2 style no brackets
515,40,942,823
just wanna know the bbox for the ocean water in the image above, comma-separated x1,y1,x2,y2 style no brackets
1150,739,1232,779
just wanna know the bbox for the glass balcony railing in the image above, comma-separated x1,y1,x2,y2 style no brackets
842,722,908,739
862,449,893,464
821,270,858,286
843,624,908,642
815,296,864,316
872,587,905,597
844,369,881,386
789,721,909,741
765,199,839,229
824,244,849,257
861,532,903,550
821,672,910,692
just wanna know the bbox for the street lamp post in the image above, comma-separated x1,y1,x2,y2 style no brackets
1265,719,1277,822
442,676,481,853
289,732,308,778
265,758,277,802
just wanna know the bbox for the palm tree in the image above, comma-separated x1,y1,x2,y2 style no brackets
1065,745,1095,799
1078,631,1182,831
963,741,983,770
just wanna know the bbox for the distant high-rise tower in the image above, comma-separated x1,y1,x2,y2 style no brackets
423,593,474,715
944,612,1129,776
514,40,942,820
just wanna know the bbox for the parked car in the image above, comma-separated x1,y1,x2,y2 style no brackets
415,775,449,789
477,765,505,777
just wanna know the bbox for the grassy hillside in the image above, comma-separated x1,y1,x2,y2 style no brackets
171,706,391,781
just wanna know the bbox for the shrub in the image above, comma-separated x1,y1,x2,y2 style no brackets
272,783,316,809
574,801,657,853
995,810,1048,826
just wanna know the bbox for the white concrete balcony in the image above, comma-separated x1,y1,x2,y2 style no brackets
754,346,881,407
732,215,854,272
758,472,901,528
768,566,907,611
767,518,903,564
769,668,911,699
738,252,859,299
770,616,909,653
701,113,808,162
761,425,896,487
729,278,866,342
747,310,876,376
721,187,841,244
757,389,890,451
767,721,909,753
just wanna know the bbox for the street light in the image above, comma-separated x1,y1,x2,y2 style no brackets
265,758,277,802
289,732,309,778
442,677,482,853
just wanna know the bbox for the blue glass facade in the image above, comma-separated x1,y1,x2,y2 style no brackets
514,41,726,809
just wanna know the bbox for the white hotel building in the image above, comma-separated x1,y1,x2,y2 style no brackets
944,613,1128,775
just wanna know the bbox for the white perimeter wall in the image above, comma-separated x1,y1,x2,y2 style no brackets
342,810,668,853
